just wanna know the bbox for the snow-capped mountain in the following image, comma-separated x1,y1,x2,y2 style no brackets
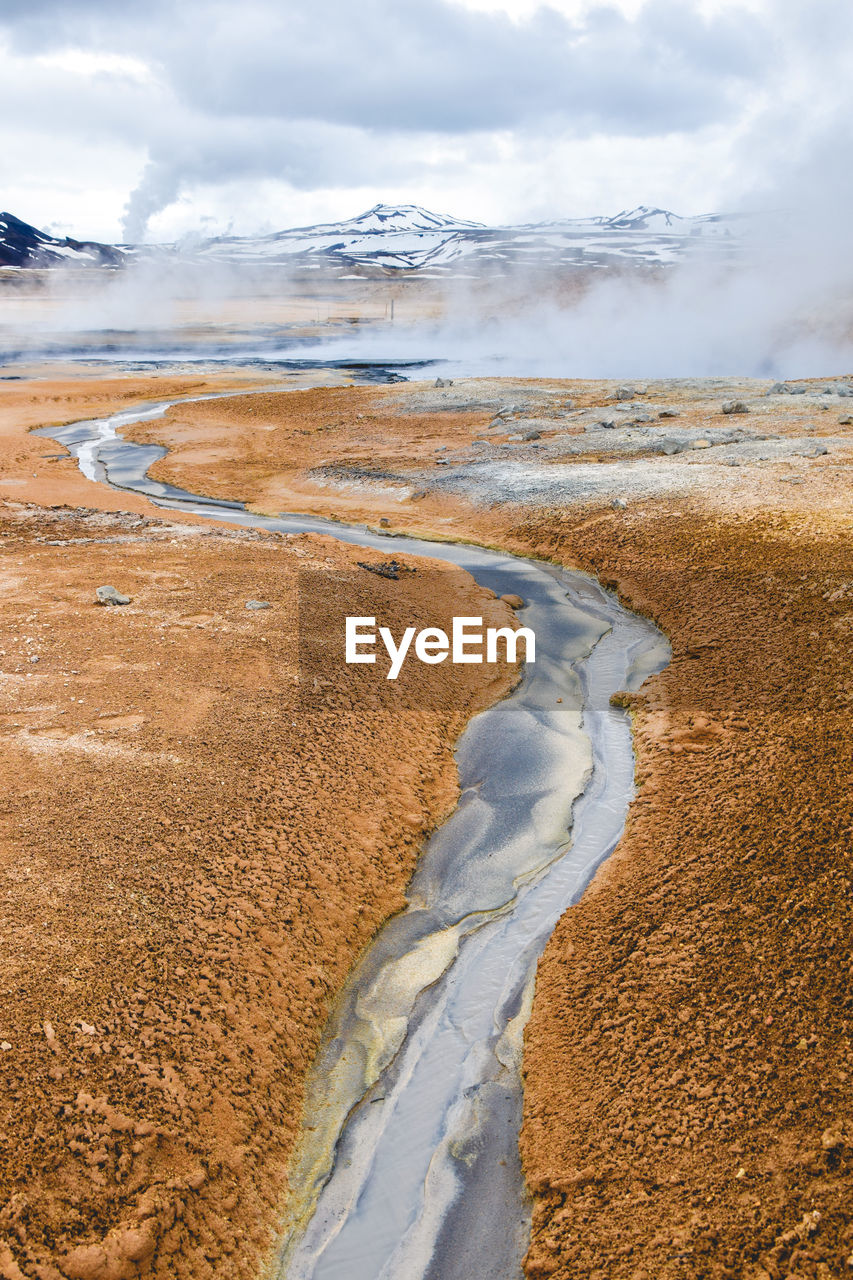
0,211,126,268
186,203,487,271
0,202,744,277
181,202,744,275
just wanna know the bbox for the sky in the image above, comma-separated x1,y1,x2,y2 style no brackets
0,0,850,243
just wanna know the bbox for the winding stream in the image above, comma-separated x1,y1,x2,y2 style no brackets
38,388,669,1280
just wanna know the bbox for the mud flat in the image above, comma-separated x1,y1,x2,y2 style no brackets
130,375,853,1277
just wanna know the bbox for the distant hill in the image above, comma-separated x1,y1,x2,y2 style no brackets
0,212,126,268
1,201,745,276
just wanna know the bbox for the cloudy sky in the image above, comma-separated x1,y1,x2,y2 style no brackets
0,0,850,243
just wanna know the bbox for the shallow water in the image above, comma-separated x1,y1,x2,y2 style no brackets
38,397,669,1280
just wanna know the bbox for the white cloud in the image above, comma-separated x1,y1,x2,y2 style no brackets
0,0,850,242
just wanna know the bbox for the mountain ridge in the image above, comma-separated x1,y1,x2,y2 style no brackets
0,201,743,275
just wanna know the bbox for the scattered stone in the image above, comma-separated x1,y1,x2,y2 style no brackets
95,585,130,607
410,490,427,500
28,655,40,663
245,600,272,610
434,377,454,388
615,386,635,400
0,1042,10,1051
501,594,525,609
611,497,628,510
839,414,853,424
692,439,712,449
522,431,541,441
357,560,414,581
659,409,680,419
435,458,449,465
722,401,749,414
769,382,808,395
598,419,617,430
660,439,683,455
378,517,390,528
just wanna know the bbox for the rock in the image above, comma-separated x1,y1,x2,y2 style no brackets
839,414,853,424
722,401,749,414
434,377,453,388
771,383,808,395
611,497,628,509
598,419,617,430
28,655,40,663
95,585,130,607
660,439,683,455
245,600,272,610
659,409,679,419
378,517,390,528
410,490,427,500
357,560,413,581
692,438,712,449
501,594,525,609
522,430,541,441
615,386,635,400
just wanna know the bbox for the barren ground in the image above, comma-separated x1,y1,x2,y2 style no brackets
0,387,516,1280
129,375,853,1279
1,368,851,1278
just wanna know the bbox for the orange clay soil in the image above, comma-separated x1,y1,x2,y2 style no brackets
0,499,516,1280
126,379,579,532
0,370,275,514
511,500,853,1280
130,380,853,1279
